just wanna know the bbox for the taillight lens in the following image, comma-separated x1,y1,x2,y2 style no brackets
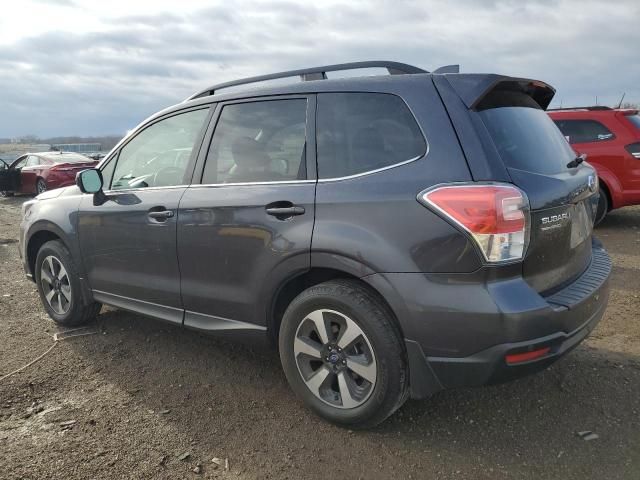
418,184,530,263
625,142,640,159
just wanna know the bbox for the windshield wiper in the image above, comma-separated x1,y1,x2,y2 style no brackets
567,153,587,169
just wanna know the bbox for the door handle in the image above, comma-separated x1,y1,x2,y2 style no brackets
148,209,174,220
265,203,305,219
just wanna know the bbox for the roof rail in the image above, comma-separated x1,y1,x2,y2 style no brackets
186,61,428,101
547,106,612,111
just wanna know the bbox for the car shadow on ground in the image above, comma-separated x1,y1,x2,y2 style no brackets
61,306,640,477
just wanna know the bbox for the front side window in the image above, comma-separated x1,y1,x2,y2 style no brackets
553,119,615,144
202,99,307,184
111,108,209,190
13,157,27,169
316,93,426,179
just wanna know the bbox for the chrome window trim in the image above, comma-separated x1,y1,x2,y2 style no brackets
191,179,315,188
317,152,426,183
103,184,189,194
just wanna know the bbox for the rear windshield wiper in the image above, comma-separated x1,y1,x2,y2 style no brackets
567,153,587,169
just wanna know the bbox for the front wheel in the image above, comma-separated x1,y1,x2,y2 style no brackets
35,240,101,326
279,280,408,428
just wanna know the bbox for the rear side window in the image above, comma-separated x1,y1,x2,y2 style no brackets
316,93,426,179
202,99,307,184
553,119,615,144
626,114,640,130
478,93,576,175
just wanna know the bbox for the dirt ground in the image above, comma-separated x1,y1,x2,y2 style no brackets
0,195,638,480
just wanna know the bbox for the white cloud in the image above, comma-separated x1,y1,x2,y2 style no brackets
1,0,638,136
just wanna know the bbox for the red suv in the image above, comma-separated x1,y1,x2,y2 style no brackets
548,106,640,224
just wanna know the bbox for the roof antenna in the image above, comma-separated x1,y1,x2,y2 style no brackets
617,93,626,109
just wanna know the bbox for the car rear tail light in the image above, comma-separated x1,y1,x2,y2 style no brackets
418,183,530,263
625,142,640,159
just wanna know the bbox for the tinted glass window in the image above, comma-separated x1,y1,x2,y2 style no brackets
553,119,615,144
626,114,640,130
111,108,209,190
202,99,307,184
316,93,425,179
479,102,576,175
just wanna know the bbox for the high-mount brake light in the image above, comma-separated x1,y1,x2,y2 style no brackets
418,184,530,263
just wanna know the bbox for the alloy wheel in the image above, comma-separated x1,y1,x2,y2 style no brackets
294,309,377,409
40,255,71,315
37,180,47,194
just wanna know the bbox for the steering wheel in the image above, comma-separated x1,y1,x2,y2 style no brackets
152,167,184,188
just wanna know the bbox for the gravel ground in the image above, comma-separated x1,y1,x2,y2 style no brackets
0,195,639,480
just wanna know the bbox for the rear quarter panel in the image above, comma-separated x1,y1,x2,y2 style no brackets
312,79,481,274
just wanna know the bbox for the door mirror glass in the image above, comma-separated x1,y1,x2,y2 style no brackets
77,169,103,194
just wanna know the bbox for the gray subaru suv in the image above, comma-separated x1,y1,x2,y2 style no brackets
19,61,611,427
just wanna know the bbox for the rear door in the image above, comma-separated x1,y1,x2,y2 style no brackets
475,90,598,293
177,96,316,331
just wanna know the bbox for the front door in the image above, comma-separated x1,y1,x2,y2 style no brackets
178,97,316,331
78,107,211,324
19,155,41,194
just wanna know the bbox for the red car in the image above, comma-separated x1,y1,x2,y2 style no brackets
0,152,98,196
548,106,640,223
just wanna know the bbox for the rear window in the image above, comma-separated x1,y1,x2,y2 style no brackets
626,114,640,130
478,94,576,175
316,93,426,179
48,153,91,164
552,119,615,144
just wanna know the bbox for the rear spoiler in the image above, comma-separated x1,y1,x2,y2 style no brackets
442,74,556,110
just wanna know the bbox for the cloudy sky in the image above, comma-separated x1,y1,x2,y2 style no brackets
1,0,638,137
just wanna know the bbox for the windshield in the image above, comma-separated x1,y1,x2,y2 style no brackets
479,105,576,175
626,114,640,130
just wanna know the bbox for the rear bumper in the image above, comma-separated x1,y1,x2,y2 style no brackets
364,240,611,399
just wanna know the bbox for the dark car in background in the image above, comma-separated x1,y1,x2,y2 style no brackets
19,61,611,427
548,107,640,223
0,151,98,196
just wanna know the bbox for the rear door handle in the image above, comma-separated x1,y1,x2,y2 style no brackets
265,206,305,217
148,209,174,220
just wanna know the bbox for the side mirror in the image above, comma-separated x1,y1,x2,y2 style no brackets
76,168,103,194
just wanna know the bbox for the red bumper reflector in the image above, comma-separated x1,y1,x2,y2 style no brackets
505,347,551,365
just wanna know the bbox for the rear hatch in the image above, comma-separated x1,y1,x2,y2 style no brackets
441,77,598,294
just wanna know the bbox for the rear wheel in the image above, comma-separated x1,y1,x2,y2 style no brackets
35,240,101,326
36,179,47,195
279,279,408,428
595,187,609,226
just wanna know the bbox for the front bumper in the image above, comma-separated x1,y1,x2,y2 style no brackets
364,241,611,399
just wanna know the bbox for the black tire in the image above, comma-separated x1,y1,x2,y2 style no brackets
0,191,14,197
279,279,408,428
35,240,101,326
36,179,47,195
595,187,609,226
